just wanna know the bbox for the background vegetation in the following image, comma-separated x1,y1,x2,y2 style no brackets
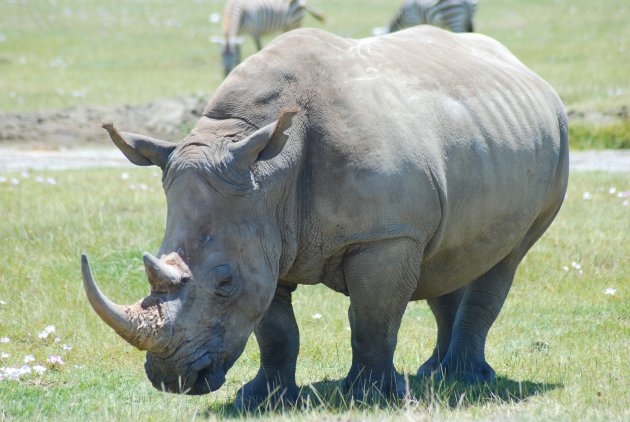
1,0,628,148
1,0,628,114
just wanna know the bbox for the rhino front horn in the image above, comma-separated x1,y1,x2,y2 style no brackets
81,254,172,352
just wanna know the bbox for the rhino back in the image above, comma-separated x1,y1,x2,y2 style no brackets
202,27,568,297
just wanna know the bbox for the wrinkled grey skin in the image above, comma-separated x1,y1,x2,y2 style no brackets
83,26,569,406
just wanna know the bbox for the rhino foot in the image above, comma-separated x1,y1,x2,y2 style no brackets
432,358,497,384
342,370,411,403
234,378,300,411
416,355,441,378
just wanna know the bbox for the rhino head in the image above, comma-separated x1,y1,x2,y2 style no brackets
82,109,298,394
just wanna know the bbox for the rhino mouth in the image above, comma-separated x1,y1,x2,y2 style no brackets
146,353,227,395
191,362,227,395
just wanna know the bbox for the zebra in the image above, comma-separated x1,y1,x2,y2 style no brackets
214,0,325,76
388,0,477,33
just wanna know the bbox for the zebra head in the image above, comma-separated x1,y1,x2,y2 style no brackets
210,36,244,77
222,42,241,76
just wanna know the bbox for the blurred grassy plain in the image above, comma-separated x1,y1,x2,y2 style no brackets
0,169,628,420
0,0,628,115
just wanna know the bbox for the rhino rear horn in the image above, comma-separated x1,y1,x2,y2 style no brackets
103,123,176,169
143,252,191,293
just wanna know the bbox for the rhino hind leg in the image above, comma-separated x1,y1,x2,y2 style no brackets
417,287,467,377
235,284,300,410
342,239,422,401
434,254,519,383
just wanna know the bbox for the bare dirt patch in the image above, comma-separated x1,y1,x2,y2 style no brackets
0,94,209,150
0,96,628,173
1,95,628,150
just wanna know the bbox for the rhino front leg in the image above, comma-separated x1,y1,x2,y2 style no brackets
417,287,466,377
437,255,518,383
235,284,300,409
343,239,421,401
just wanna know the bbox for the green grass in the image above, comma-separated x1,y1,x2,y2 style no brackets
569,121,630,149
0,168,628,420
0,0,628,115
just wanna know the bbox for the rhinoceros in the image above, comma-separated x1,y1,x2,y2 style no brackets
82,26,569,405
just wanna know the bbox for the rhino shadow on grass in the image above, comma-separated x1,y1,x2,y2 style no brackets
208,375,562,415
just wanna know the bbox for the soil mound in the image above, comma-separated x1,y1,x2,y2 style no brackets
0,94,208,149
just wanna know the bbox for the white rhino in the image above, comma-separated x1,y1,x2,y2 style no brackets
82,26,569,406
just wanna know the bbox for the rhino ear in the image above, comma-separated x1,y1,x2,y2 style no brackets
229,107,300,170
102,123,176,170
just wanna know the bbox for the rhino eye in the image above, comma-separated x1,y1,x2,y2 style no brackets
198,234,215,245
212,265,234,298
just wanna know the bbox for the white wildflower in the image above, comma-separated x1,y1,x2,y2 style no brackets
21,171,29,178
312,313,322,320
1,366,31,380
0,300,6,305
10,178,19,185
571,261,582,270
209,12,220,24
623,200,629,207
71,88,87,98
48,56,67,69
582,192,592,200
120,172,129,180
0,176,6,183
38,325,55,339
46,177,57,185
562,265,569,272
33,364,47,374
1,352,9,358
608,187,617,194
371,26,388,36
0,337,9,343
24,355,35,363
35,176,44,183
604,288,617,296
62,344,72,351
47,355,64,365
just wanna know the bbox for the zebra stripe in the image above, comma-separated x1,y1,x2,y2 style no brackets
220,0,323,75
223,0,323,50
388,0,477,33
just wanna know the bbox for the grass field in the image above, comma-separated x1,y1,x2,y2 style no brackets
0,0,628,114
0,168,628,420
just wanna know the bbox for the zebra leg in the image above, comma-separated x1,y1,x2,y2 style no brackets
234,284,300,410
